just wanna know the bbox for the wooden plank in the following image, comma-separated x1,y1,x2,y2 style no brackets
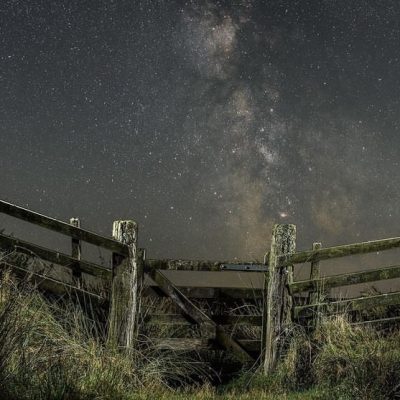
177,286,218,298
144,285,260,299
179,286,263,299
108,220,142,350
146,314,262,326
284,236,400,266
262,224,296,374
240,339,261,352
70,217,82,288
308,242,322,328
291,264,400,294
152,270,213,326
308,242,322,303
215,315,262,326
143,285,313,300
150,269,254,363
352,315,400,326
153,338,261,353
0,233,111,279
220,264,266,272
145,259,256,272
70,218,82,260
146,234,400,274
146,314,192,325
153,338,209,351
0,200,128,255
215,326,257,359
294,290,400,318
1,261,105,302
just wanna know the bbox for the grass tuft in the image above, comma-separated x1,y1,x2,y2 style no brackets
0,262,210,400
2,251,400,399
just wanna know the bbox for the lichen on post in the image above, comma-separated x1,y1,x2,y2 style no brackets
107,220,142,351
262,224,296,374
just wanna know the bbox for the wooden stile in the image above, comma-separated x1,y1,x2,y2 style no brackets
108,220,142,351
262,224,296,374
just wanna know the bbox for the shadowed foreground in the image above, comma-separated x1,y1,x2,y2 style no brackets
1,256,400,400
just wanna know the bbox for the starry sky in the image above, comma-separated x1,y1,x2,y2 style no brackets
1,0,400,261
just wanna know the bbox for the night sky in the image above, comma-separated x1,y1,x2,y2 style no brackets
1,1,400,262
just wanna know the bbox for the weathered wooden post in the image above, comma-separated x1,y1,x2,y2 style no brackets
309,242,322,302
70,218,82,288
262,224,296,374
309,242,322,327
107,220,142,351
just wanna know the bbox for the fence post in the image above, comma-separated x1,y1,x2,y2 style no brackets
70,218,82,288
107,220,142,351
262,224,296,374
309,242,322,327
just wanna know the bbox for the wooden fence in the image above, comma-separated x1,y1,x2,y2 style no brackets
1,200,400,375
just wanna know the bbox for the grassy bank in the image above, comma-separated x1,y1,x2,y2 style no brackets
1,260,400,399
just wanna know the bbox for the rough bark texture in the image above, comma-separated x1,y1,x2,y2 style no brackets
108,220,141,350
262,224,296,374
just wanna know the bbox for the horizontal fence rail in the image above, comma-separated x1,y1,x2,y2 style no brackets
0,200,128,255
0,232,111,279
2,260,106,302
294,290,400,318
290,264,400,293
144,259,260,272
145,314,262,326
282,236,400,266
173,286,262,299
3,202,400,371
153,338,260,353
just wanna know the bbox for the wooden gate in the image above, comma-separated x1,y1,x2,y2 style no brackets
2,199,400,374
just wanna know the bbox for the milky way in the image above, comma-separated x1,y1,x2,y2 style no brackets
1,1,400,261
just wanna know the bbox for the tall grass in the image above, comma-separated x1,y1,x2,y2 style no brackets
2,251,400,399
312,316,400,399
223,314,400,400
0,260,210,399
